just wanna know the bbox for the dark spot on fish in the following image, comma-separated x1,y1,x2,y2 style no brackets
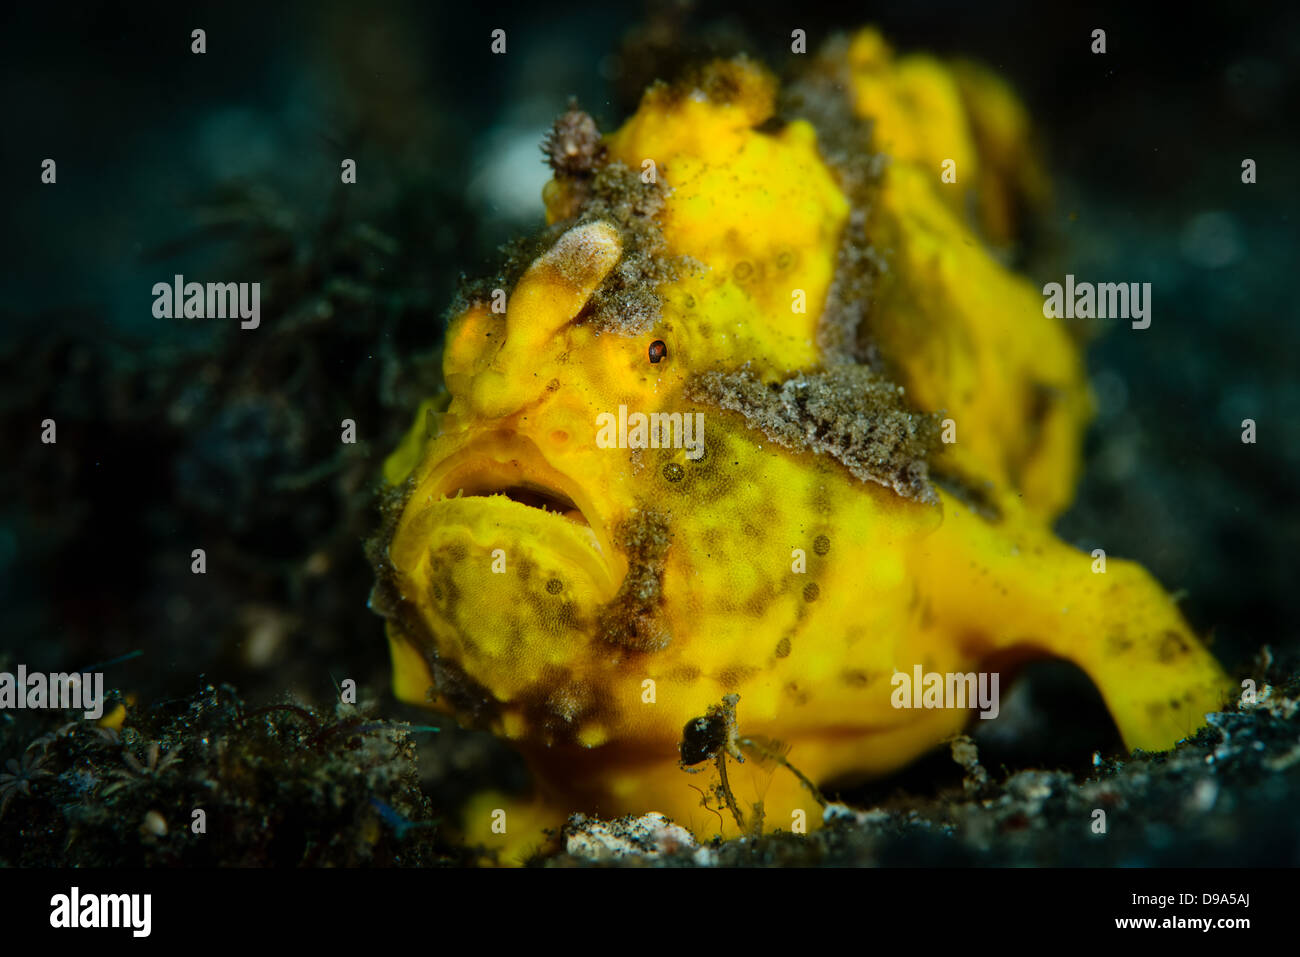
733,261,754,282
425,559,461,622
506,615,525,648
668,664,701,684
775,636,792,658
1158,630,1189,663
842,669,870,687
554,600,580,631
744,585,774,616
662,462,685,483
547,378,561,392
813,534,831,555
716,666,756,690
1025,381,1057,447
803,582,820,602
546,578,563,595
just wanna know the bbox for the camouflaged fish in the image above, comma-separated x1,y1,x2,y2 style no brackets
369,30,1232,856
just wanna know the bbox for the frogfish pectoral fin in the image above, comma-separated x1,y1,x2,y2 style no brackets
916,492,1234,753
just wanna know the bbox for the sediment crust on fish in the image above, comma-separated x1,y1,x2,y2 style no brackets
686,367,938,503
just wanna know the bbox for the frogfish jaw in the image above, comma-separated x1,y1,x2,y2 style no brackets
380,425,633,735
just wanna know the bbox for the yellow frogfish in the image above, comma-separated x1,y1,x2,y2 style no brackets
369,29,1232,860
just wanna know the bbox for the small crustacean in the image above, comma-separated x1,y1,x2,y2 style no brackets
679,693,826,833
369,28,1232,860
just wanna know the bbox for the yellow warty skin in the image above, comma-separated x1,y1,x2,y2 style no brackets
378,30,1231,861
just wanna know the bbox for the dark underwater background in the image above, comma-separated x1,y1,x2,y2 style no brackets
1,0,1297,865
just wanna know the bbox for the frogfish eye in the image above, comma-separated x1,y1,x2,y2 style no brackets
648,339,667,363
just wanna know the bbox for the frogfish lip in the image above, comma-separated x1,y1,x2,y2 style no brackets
394,431,623,599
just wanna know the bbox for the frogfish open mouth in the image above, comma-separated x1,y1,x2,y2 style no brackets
368,28,1233,858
